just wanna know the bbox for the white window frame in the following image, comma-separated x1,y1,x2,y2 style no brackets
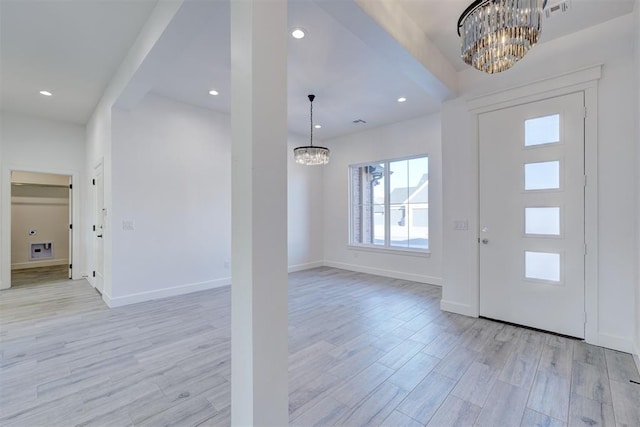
348,153,430,255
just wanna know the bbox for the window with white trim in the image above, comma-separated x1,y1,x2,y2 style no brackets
349,155,429,251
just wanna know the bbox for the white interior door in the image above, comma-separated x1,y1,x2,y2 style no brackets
94,163,105,294
68,176,73,279
479,92,585,338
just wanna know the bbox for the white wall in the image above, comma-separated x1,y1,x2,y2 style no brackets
107,94,324,306
11,185,69,268
288,133,324,271
442,14,637,352
323,114,442,285
84,0,325,307
110,94,230,305
0,112,86,287
84,0,185,298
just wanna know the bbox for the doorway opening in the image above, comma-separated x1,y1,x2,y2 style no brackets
10,171,73,288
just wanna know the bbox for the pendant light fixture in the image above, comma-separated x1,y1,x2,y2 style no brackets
293,94,330,166
457,0,547,74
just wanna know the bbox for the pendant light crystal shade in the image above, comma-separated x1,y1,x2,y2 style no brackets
294,94,329,166
458,0,545,74
294,146,330,165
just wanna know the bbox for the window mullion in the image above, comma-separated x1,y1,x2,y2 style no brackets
384,160,390,247
406,160,410,247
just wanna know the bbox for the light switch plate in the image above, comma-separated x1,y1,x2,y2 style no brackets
454,220,468,231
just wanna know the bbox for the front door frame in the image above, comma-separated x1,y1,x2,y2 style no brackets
468,65,600,346
1,164,82,289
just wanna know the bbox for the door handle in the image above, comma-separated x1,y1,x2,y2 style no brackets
482,238,489,244
97,234,103,238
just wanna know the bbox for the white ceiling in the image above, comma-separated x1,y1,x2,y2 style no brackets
0,0,635,138
148,0,444,139
0,0,158,124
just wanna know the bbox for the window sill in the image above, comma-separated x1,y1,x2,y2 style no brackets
347,244,431,258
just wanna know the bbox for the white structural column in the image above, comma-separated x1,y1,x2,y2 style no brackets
230,0,288,425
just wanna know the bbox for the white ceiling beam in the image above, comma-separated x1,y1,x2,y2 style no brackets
93,0,185,115
314,0,458,101
115,0,215,111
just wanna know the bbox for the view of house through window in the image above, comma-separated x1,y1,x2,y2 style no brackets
350,155,428,250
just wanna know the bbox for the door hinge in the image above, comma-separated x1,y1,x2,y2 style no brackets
584,243,588,255
92,271,96,277
69,264,72,269
584,175,587,187
584,311,587,325
92,179,96,185
583,107,587,118
69,184,73,189
69,224,73,230
93,225,96,231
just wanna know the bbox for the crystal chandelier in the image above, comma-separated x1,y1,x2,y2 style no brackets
294,94,329,166
457,0,547,74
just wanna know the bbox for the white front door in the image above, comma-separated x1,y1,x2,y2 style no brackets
94,163,105,294
479,92,585,338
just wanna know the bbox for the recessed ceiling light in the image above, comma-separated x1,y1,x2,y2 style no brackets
397,97,407,103
314,124,322,129
208,89,219,96
39,90,53,97
291,28,305,39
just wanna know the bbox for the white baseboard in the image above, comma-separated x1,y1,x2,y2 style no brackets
12,259,68,270
101,262,325,307
103,277,231,308
324,260,442,286
589,333,634,353
440,299,478,317
633,341,640,376
288,261,324,273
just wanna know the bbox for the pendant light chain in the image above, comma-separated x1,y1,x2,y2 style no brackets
310,97,314,147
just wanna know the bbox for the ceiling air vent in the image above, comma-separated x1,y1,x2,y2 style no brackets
352,119,367,124
545,0,570,18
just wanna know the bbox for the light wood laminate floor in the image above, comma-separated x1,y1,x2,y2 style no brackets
11,265,70,288
1,267,639,426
